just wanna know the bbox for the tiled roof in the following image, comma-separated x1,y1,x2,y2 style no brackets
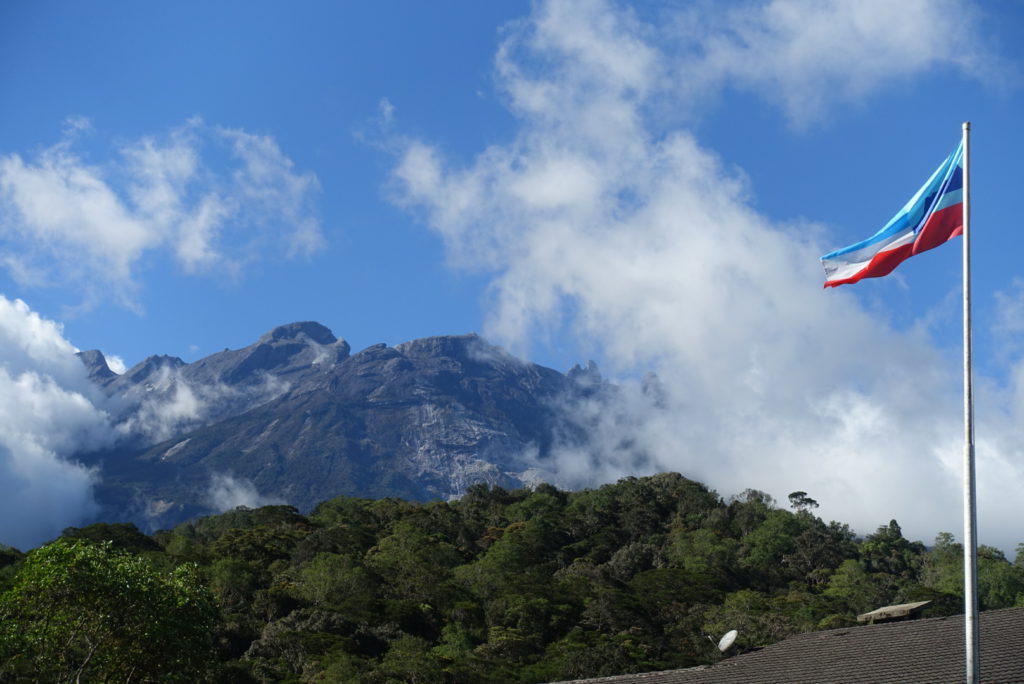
551,607,1024,684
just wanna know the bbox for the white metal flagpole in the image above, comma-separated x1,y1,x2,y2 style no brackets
962,120,980,684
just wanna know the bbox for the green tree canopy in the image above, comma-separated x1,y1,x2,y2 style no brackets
0,539,219,683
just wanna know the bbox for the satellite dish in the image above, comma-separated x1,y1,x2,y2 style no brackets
717,629,738,652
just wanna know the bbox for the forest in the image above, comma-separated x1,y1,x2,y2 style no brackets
1,472,1022,683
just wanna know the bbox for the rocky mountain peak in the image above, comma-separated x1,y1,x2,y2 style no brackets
179,322,350,388
567,360,602,384
120,355,186,385
76,349,117,384
393,334,482,359
258,321,338,346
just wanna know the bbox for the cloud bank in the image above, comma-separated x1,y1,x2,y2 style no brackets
0,296,115,549
0,118,324,310
0,296,294,547
391,0,1020,550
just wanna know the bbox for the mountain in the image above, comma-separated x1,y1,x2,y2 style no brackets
76,323,615,530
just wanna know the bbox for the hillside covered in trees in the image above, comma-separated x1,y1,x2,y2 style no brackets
2,473,1023,682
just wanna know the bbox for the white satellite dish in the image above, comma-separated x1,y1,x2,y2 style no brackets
717,629,738,652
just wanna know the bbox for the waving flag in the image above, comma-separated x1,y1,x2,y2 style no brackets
821,142,964,288
825,124,982,682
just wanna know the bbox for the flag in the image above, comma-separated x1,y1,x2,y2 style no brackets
821,142,964,288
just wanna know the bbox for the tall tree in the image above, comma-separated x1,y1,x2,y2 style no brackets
0,539,219,682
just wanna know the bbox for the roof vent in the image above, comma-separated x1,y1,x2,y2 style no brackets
857,600,932,624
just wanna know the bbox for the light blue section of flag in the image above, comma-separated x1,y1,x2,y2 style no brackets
821,142,963,262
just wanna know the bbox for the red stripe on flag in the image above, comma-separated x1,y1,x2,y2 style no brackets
912,203,963,254
824,202,964,289
823,243,914,288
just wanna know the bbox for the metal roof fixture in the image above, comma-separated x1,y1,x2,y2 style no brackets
856,600,933,624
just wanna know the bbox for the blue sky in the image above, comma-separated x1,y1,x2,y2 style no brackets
3,0,1024,550
0,1,529,366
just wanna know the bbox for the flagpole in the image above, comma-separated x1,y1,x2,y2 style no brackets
962,120,979,684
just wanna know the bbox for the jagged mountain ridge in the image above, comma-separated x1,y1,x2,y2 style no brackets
77,323,614,530
81,322,352,436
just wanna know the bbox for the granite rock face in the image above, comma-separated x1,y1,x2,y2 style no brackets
78,324,606,530
76,349,117,384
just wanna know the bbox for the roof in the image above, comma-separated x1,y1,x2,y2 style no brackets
551,607,1024,684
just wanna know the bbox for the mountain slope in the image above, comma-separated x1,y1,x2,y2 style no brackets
78,324,610,530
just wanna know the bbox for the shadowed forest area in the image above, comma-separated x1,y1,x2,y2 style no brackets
2,472,1022,683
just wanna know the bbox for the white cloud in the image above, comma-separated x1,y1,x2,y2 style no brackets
113,364,290,445
115,365,206,444
379,97,396,124
0,118,325,309
218,126,325,259
994,279,1024,353
0,296,116,549
105,354,126,375
206,472,283,512
680,0,987,125
391,0,1021,550
0,140,156,306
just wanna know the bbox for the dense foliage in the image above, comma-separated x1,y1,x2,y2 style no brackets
2,473,1023,682
0,538,218,682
